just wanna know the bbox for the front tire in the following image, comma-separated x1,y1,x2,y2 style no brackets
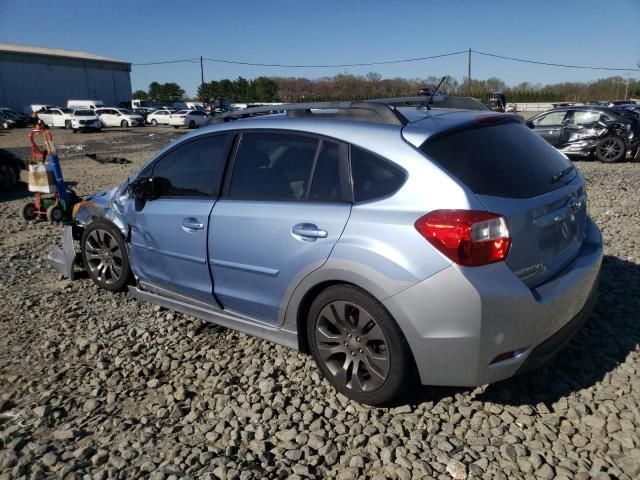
65,120,71,129
151,119,158,126
22,203,36,220
307,285,415,405
596,136,625,163
188,120,196,129
81,220,131,291
121,120,129,128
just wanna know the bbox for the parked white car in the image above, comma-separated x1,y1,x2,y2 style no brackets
67,99,104,110
147,109,173,126
168,110,208,129
71,109,101,133
95,108,144,128
37,108,73,128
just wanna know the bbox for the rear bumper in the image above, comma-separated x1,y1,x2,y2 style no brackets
383,216,603,387
516,275,598,374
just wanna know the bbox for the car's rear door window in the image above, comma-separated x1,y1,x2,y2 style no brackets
532,111,568,126
350,146,406,203
307,141,351,202
420,122,574,198
229,132,318,201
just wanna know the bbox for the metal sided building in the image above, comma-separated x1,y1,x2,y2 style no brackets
0,43,131,112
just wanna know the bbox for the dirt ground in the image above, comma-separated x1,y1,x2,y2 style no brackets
0,125,639,480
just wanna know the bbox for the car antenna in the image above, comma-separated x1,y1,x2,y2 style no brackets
426,76,446,110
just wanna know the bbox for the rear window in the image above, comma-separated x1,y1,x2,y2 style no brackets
420,122,574,198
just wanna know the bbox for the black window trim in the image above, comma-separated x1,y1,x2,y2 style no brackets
142,131,235,200
220,128,352,204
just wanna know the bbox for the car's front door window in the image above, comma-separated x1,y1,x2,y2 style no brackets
151,134,232,197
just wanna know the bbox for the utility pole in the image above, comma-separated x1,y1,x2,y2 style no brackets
467,48,472,97
624,73,629,101
200,56,205,109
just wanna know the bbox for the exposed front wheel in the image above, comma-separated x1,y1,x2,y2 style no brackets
151,119,158,126
121,120,129,128
596,136,625,163
22,203,36,220
307,285,415,405
81,220,131,291
64,120,71,129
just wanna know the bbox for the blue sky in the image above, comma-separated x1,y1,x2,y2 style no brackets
1,0,639,97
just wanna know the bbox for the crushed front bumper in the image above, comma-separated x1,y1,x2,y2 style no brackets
47,223,82,279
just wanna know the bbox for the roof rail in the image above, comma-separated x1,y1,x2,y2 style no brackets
209,100,408,125
366,95,489,111
207,95,488,125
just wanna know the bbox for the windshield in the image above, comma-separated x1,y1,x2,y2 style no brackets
74,110,94,116
118,109,132,115
61,109,72,113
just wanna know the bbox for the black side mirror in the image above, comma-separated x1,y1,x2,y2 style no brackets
130,177,158,201
525,120,534,129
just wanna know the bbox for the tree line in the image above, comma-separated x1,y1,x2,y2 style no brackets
133,74,640,104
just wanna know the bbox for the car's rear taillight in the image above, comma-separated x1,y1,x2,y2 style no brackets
415,210,511,266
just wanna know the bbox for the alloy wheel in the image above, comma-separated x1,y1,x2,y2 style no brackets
598,138,623,161
314,301,390,392
84,229,124,285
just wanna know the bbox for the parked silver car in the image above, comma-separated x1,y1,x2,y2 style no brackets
48,97,602,405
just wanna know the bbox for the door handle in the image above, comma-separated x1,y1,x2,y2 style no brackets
292,223,328,240
181,218,204,232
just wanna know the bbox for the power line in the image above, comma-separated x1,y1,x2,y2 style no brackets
472,49,640,72
131,51,467,68
132,58,200,66
202,51,467,68
131,50,640,72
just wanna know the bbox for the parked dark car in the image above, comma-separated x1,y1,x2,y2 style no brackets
527,106,639,163
0,149,26,190
0,112,17,129
0,107,34,127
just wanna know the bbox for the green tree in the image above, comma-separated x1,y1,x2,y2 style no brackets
132,89,148,100
147,82,185,103
253,77,279,102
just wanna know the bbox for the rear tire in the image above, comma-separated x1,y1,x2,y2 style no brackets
596,136,625,163
81,220,131,291
188,120,196,129
307,285,415,406
46,204,64,223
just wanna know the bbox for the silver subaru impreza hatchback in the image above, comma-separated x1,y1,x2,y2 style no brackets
48,97,602,405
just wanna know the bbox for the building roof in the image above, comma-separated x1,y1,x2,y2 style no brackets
0,43,129,65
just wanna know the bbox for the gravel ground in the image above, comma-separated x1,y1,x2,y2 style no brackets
0,126,639,480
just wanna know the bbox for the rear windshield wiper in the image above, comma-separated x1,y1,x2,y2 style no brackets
550,165,575,184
